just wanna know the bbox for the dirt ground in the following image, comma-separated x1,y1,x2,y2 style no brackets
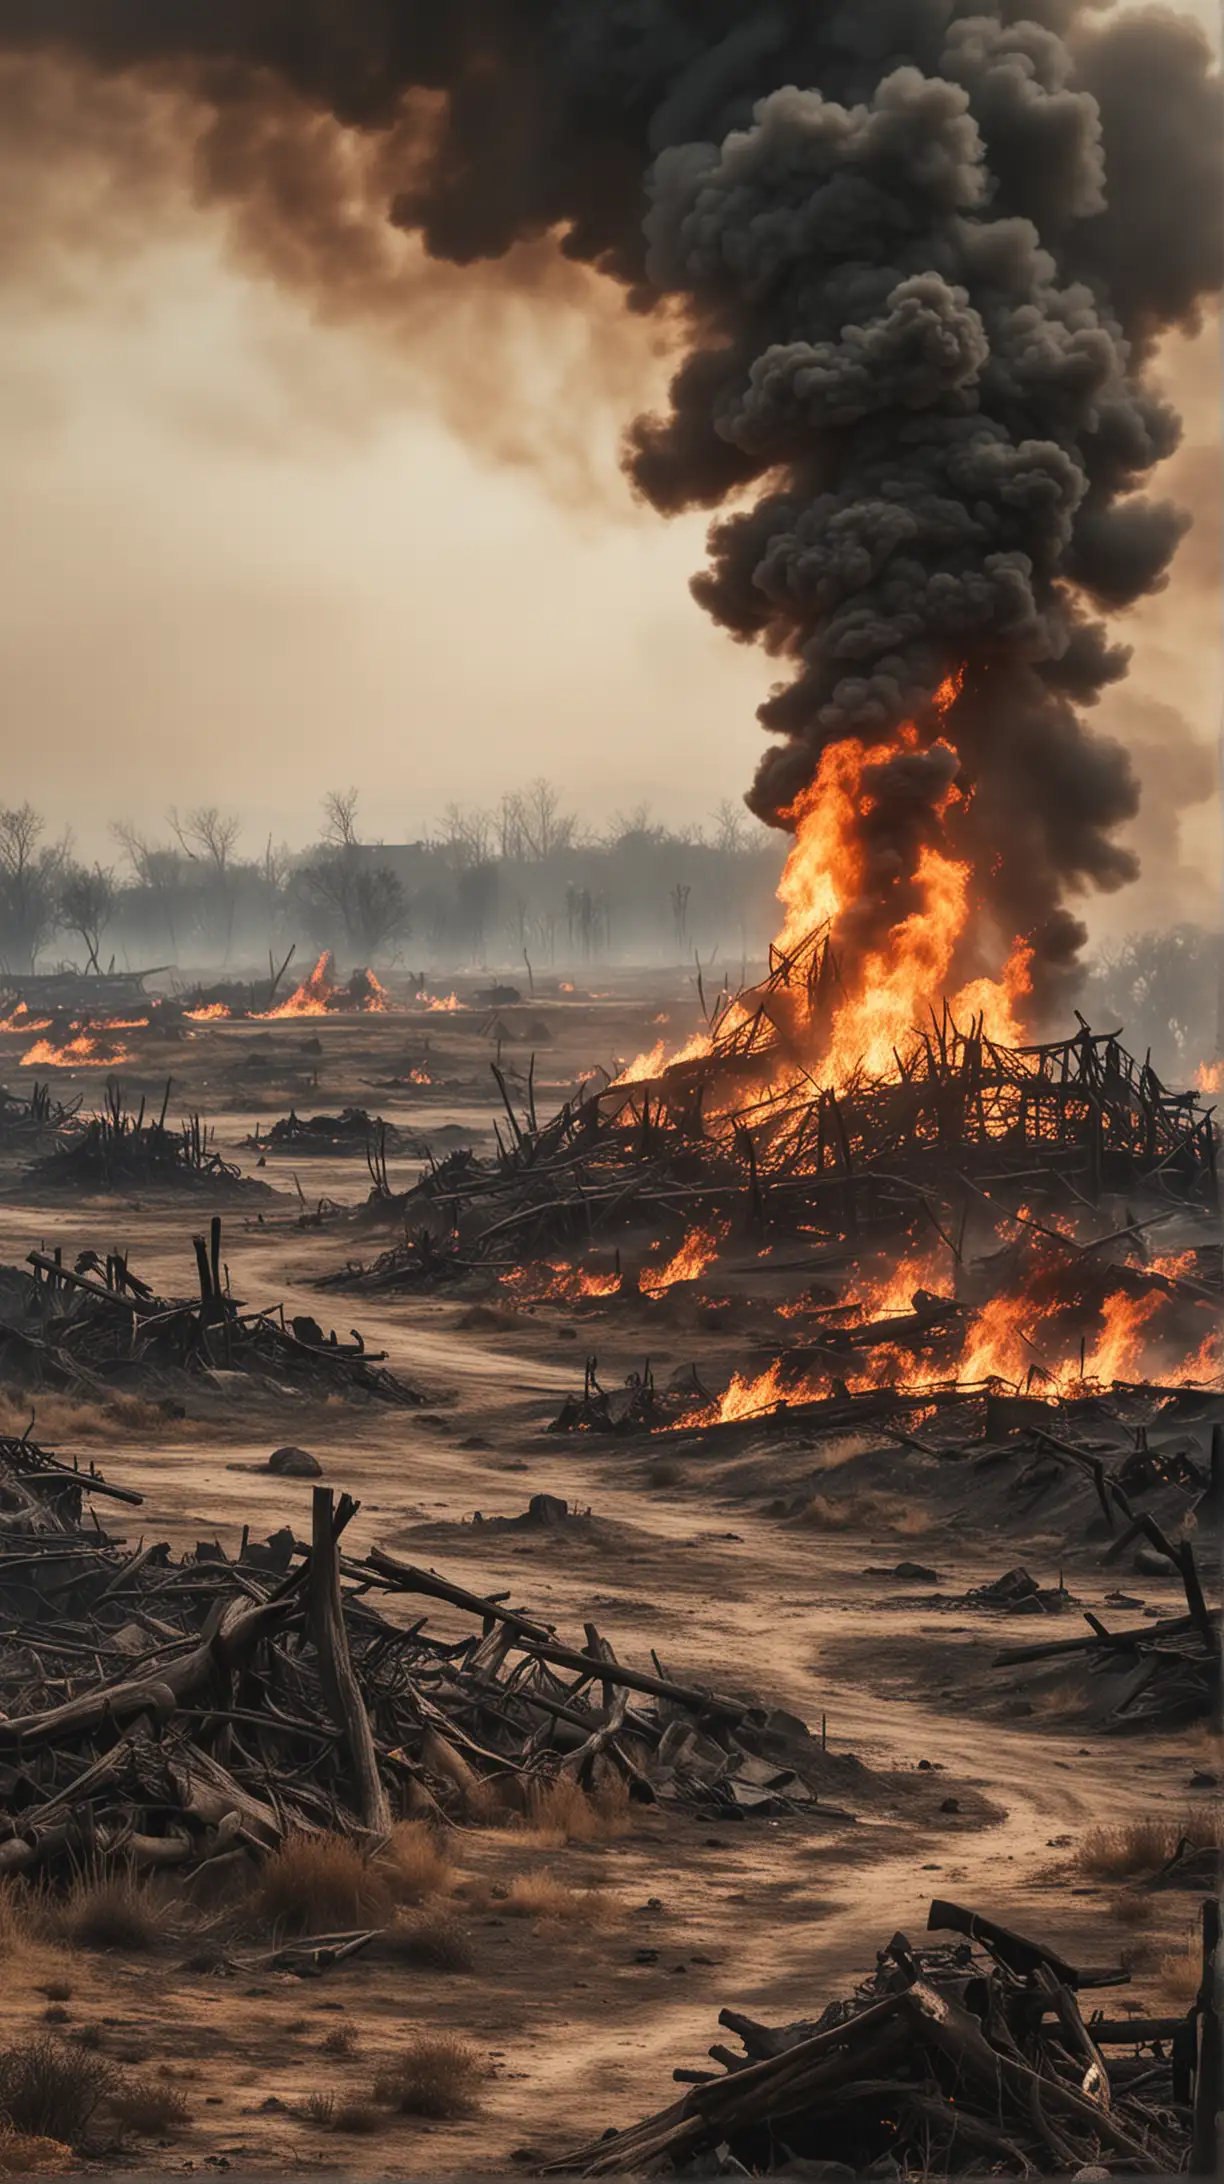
0,978,1219,2176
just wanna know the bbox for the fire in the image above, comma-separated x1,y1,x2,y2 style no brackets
641,1222,725,1293
424,992,461,1013
260,954,389,1017
1195,1059,1222,1095
408,1065,432,1086
88,1016,149,1031
264,952,336,1018
185,1002,231,1022
614,670,1032,1092
502,1260,620,1303
20,1034,131,1068
0,1004,52,1034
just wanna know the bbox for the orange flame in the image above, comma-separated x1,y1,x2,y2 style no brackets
641,1222,726,1294
0,1003,52,1034
264,952,336,1018
20,1034,132,1069
615,671,1032,1091
424,992,461,1013
186,1002,231,1022
1195,1059,1222,1095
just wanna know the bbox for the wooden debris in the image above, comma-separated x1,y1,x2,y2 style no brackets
552,1897,1210,2176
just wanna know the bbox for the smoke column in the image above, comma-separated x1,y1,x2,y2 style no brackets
1,2,1218,1008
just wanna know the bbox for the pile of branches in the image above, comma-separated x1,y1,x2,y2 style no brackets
0,1219,430,1406
0,1468,856,1896
32,1079,249,1193
326,932,1218,1296
246,1107,408,1158
0,1081,80,1149
554,1898,1216,2177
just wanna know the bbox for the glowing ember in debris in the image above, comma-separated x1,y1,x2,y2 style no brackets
20,1034,131,1069
424,992,461,1013
408,1066,431,1085
185,1002,231,1021
502,1261,620,1303
88,1017,149,1031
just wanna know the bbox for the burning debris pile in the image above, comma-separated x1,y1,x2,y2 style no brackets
0,1470,864,1893
553,1899,1217,2178
260,952,389,1019
0,1220,429,1407
32,1079,249,1193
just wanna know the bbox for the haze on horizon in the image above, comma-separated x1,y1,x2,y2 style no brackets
0,0,1218,949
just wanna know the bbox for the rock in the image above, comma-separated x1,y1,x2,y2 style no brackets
633,1948,660,1965
527,1492,569,1526
267,1446,322,1479
1190,1769,1219,1788
1134,1544,1178,1576
940,1797,961,1813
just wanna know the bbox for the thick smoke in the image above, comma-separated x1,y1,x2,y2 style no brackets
1,1,1219,1008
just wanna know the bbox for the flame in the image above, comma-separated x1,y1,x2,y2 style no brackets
264,952,336,1017
641,1222,726,1294
0,1004,52,1034
1195,1059,1222,1095
424,992,461,1013
20,1034,131,1068
408,1065,432,1085
559,982,575,994
614,670,1032,1091
185,1002,231,1021
502,1260,620,1303
88,1016,149,1031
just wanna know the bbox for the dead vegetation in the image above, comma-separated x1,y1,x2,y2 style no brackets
1077,1811,1213,1883
372,2033,485,2120
379,1909,474,1972
0,2038,114,2144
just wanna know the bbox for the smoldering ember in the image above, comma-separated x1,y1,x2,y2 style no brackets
0,3,1221,2182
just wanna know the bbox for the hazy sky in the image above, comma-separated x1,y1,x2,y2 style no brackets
0,0,1218,943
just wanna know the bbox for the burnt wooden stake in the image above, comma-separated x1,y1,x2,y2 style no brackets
309,1486,391,1837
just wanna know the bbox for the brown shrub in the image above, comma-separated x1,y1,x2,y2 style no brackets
300,2091,335,2129
520,1777,630,1849
253,1825,453,1939
107,2080,191,2136
0,1889,42,1958
372,2035,484,2120
49,1873,161,1954
377,1821,454,1905
0,2127,72,2175
501,1872,614,1926
321,2024,359,2056
1076,1813,1213,1883
0,2039,116,2143
333,2102,381,2134
250,1833,391,1937
381,1910,474,1973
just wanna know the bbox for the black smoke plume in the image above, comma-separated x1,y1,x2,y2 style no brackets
2,2,1218,1010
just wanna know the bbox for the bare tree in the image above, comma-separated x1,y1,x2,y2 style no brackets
112,821,187,951
169,805,242,876
58,862,117,973
295,790,410,959
516,777,576,861
322,787,361,849
441,802,495,870
0,805,70,971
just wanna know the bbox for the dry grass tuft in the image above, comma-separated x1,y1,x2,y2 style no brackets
0,2127,73,2175
49,1872,162,1955
373,2035,485,2120
377,1821,455,1905
793,1490,917,1533
1154,1926,1203,2005
253,1825,453,1939
0,1887,43,1959
1076,1812,1213,1883
251,1833,390,1937
321,2024,359,2057
300,2091,335,2128
380,1910,474,1973
0,2039,116,2144
520,1776,630,1849
501,1871,615,1926
334,2101,382,2134
107,2080,191,2137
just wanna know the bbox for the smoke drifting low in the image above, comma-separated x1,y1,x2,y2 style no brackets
1,2,1218,1009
